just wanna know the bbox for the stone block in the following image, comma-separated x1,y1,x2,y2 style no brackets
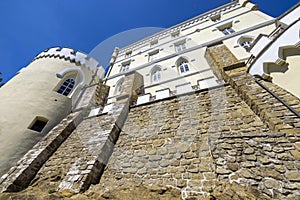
285,171,300,182
289,150,300,160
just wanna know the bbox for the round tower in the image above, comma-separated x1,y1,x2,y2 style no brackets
0,47,105,175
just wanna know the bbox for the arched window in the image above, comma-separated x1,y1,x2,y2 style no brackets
115,78,124,95
178,61,190,74
152,70,161,82
238,36,254,50
57,78,75,96
151,66,162,82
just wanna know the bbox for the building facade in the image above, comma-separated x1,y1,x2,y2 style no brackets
105,0,274,104
0,0,299,199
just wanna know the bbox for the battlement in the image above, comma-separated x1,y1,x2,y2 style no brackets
33,47,105,78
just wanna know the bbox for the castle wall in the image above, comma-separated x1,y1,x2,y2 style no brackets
97,44,300,199
0,52,99,176
98,85,271,198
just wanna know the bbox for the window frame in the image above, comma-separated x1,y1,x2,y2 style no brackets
57,77,76,96
237,35,254,50
121,62,130,72
114,78,125,95
175,42,187,52
152,69,162,82
220,27,235,35
148,50,159,62
178,61,190,74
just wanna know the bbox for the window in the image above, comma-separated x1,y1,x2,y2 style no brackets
115,78,124,95
151,69,162,82
125,51,132,58
57,78,75,96
175,43,186,52
28,116,48,133
122,63,130,72
148,50,159,62
220,27,235,35
176,59,190,74
179,61,190,74
241,41,251,49
117,82,123,94
238,36,254,50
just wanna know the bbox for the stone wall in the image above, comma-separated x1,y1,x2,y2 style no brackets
98,85,272,199
95,44,300,200
29,112,120,193
214,132,300,199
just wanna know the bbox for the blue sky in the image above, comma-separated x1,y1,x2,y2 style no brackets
0,0,298,83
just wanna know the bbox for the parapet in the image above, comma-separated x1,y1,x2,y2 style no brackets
33,47,105,78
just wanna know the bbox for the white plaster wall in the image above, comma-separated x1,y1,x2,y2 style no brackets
0,57,95,176
249,21,300,75
106,1,276,103
271,55,300,98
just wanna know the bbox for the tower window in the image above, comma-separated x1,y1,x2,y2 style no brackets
28,116,48,132
121,62,130,72
57,78,75,96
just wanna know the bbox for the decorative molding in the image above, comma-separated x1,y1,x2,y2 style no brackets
118,0,239,54
275,58,287,66
107,20,275,81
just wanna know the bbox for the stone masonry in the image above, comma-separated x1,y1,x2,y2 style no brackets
96,44,299,199
0,44,299,199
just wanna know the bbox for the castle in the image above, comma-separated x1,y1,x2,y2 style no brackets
0,0,299,199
